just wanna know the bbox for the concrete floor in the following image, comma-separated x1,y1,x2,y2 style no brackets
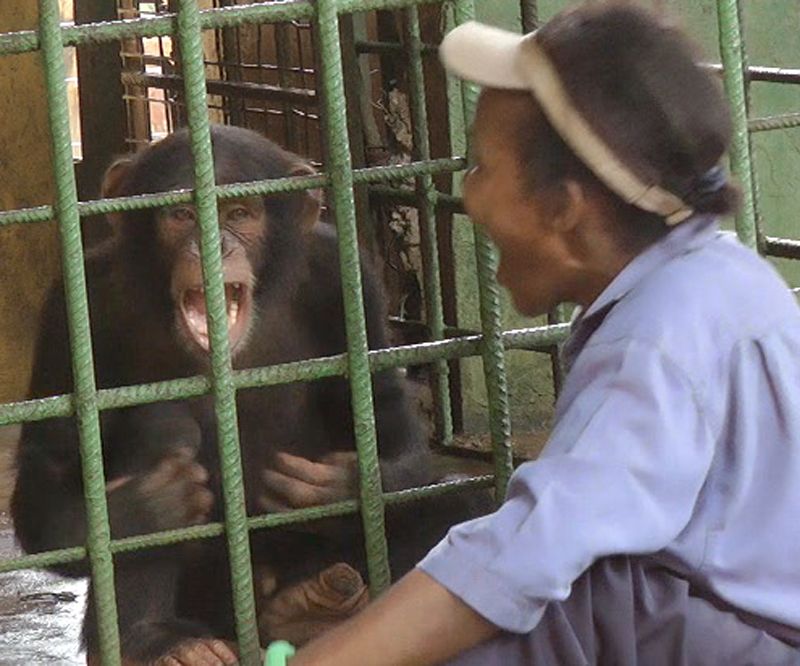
0,515,87,665
0,426,86,664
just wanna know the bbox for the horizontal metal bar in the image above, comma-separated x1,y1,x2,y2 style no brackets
0,0,444,56
705,63,800,84
748,113,800,133
355,39,438,55
0,545,86,574
369,184,465,214
122,71,317,105
0,157,466,227
763,236,800,259
0,475,493,571
0,323,570,426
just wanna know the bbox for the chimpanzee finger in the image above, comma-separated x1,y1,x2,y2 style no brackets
257,494,292,513
159,639,229,666
273,452,339,487
262,468,325,507
205,639,239,664
185,486,214,523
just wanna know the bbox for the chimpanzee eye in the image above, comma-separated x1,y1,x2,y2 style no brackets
171,207,196,223
228,206,250,222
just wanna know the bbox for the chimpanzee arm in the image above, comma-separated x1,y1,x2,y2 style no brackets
12,286,212,574
308,233,433,491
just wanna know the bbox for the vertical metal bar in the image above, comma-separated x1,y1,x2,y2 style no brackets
452,0,514,501
521,0,538,33
733,0,764,250
546,304,568,399
175,1,260,663
716,0,757,249
314,0,392,594
404,5,453,446
38,0,121,663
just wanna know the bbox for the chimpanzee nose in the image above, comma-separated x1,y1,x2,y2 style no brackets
221,231,236,258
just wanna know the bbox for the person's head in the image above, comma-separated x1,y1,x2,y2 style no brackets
441,1,740,316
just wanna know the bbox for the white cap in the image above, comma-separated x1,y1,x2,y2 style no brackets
440,21,695,225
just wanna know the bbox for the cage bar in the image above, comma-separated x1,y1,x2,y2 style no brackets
314,0,392,594
716,0,757,248
403,5,454,446
37,0,122,662
451,0,514,502
175,0,261,661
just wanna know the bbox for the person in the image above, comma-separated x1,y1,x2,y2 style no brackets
289,2,800,664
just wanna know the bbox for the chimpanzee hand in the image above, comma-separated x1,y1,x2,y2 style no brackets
258,451,359,512
106,449,214,538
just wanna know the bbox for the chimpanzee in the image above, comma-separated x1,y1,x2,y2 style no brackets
11,125,484,665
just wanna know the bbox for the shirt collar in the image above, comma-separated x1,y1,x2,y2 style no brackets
561,215,719,371
580,214,720,322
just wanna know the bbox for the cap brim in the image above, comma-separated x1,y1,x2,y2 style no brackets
439,21,530,90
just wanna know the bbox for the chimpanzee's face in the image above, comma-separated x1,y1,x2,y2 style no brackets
156,196,267,356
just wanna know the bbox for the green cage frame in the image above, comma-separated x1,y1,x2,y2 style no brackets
0,0,795,663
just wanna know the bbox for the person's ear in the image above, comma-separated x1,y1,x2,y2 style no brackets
550,179,588,234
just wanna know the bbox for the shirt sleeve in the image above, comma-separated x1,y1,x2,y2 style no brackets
418,338,715,634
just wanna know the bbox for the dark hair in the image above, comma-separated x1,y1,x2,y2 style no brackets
515,2,740,248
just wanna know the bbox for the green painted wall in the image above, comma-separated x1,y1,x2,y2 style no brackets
454,0,800,435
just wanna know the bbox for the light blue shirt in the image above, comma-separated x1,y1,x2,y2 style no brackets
420,216,800,634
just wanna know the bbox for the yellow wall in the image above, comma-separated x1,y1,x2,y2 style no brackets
0,2,62,404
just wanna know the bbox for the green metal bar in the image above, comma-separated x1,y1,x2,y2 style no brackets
452,0,514,503
404,5,453,446
0,157,466,228
0,0,446,56
0,475,494,575
38,0,121,663
369,185,465,214
749,113,800,133
175,1,260,662
716,0,757,249
0,545,86,574
0,323,571,428
315,0,391,595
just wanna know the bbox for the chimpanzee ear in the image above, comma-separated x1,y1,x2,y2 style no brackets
101,157,133,199
101,157,134,230
289,163,323,231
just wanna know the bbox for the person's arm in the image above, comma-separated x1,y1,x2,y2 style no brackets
296,337,714,664
290,569,498,666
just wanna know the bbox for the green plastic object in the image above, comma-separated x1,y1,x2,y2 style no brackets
265,640,296,666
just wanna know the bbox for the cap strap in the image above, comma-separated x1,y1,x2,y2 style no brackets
518,37,694,225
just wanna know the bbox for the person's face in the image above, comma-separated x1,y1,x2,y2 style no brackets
463,89,575,317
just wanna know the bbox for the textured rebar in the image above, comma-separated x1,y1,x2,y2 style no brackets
404,5,453,446
749,113,800,133
315,0,391,595
521,0,538,33
716,0,757,249
38,0,121,662
0,0,445,56
763,236,800,260
176,1,259,662
0,474,494,575
452,0,514,503
0,157,466,228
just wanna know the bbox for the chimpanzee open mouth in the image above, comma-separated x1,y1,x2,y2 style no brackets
179,281,251,352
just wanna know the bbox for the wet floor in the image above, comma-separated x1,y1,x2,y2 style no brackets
0,423,87,665
0,516,87,665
